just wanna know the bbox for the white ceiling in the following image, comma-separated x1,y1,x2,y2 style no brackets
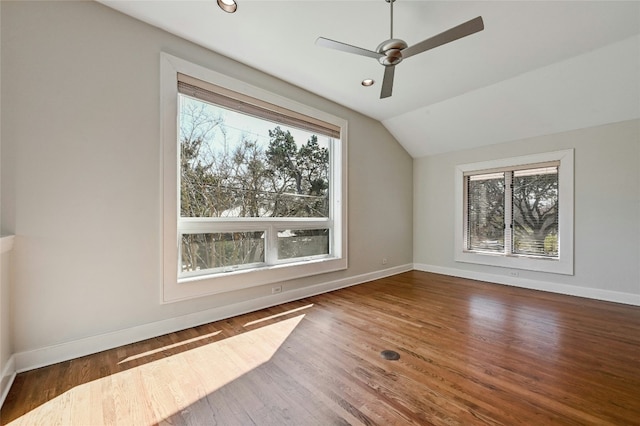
99,0,640,157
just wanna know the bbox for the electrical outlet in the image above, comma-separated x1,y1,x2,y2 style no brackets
271,285,282,294
382,258,388,265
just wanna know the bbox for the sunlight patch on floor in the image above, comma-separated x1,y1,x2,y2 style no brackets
118,330,222,364
243,303,313,327
8,314,306,426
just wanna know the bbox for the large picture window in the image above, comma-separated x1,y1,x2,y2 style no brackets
161,54,347,302
455,150,573,275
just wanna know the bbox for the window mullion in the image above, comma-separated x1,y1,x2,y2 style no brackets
265,224,278,265
504,171,513,255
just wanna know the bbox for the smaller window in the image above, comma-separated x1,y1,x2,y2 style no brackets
455,150,573,275
180,231,266,277
277,229,329,260
465,164,559,258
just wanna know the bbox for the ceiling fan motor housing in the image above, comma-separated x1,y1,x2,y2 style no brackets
377,39,408,66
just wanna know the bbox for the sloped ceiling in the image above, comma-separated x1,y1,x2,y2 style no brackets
99,0,640,157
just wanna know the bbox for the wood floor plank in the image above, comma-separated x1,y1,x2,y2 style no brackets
2,271,639,425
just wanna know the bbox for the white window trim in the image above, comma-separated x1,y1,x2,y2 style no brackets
454,149,574,275
161,53,348,303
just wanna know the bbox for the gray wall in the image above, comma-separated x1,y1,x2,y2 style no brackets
0,0,8,368
0,1,413,358
414,119,640,299
0,0,11,395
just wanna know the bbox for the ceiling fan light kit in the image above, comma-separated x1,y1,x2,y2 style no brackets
316,0,484,99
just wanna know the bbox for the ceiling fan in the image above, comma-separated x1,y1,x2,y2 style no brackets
315,0,484,99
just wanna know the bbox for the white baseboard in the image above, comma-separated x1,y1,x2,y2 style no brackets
0,355,16,409
414,263,640,306
14,264,413,373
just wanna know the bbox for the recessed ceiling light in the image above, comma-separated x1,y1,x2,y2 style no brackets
217,0,237,13
362,79,375,87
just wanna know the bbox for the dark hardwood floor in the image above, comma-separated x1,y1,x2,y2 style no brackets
2,271,639,425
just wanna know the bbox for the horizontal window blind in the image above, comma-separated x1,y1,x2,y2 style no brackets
466,172,505,252
512,166,559,257
465,163,559,259
178,73,340,139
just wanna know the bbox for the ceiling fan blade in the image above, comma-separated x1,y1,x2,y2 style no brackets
402,16,484,60
380,65,395,99
315,37,384,60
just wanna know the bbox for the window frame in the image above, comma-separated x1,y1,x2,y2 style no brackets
161,53,348,303
454,149,574,275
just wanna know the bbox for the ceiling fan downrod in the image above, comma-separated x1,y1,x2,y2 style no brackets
387,0,395,39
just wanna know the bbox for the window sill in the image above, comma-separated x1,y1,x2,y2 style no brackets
456,250,572,275
179,255,337,284
164,255,347,303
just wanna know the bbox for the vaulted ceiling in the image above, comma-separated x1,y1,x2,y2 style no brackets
99,1,640,157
